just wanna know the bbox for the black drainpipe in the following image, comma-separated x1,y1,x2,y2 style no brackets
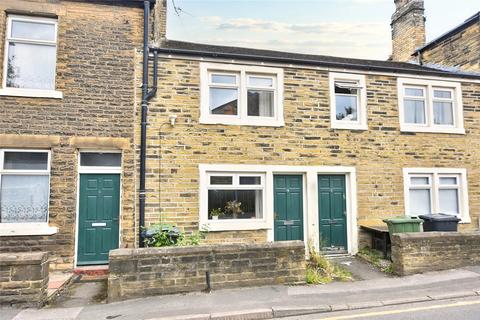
139,0,158,247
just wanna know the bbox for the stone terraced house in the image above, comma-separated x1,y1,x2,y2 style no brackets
0,0,479,271
142,0,480,255
0,0,147,270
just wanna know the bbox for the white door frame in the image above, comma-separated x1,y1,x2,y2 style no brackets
198,164,358,255
74,150,122,267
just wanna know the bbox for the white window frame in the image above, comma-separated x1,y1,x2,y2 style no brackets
0,149,57,236
403,168,470,223
0,15,62,99
398,78,464,134
329,72,367,130
78,150,122,174
200,62,284,127
204,172,267,229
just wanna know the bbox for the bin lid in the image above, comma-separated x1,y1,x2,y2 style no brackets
383,216,423,223
418,213,461,222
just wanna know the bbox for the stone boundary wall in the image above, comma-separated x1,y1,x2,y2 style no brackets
0,252,49,307
391,232,480,276
108,241,306,302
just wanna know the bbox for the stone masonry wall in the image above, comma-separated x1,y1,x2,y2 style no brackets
0,0,144,270
391,232,480,276
108,241,306,302
420,22,480,72
391,0,426,62
139,57,480,243
0,252,49,307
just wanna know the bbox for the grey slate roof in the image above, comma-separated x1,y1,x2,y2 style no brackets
156,40,480,80
415,12,480,54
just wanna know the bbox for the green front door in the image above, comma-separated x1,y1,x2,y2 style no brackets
318,175,347,253
77,174,120,265
274,175,304,241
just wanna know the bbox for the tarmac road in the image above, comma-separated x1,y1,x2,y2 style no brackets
287,296,480,320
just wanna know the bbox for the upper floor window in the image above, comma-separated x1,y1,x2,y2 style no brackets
200,63,284,127
403,168,470,223
329,73,367,130
0,150,51,224
1,15,61,98
398,78,464,134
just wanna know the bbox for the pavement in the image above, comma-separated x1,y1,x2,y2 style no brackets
3,260,480,320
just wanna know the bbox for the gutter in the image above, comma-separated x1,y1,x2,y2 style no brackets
139,0,158,247
152,47,480,80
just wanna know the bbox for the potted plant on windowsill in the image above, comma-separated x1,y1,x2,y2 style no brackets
225,200,243,219
210,208,224,220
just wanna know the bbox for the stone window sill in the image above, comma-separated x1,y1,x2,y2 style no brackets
0,223,58,237
203,219,269,232
0,88,63,99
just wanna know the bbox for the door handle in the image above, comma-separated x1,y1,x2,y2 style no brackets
92,222,107,227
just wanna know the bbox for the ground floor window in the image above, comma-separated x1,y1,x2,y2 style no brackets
403,168,469,221
207,172,264,220
0,150,50,223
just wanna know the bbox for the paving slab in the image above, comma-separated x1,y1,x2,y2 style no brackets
11,307,83,320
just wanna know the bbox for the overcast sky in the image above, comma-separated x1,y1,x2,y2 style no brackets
166,0,479,60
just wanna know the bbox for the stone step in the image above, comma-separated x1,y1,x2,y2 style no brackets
74,265,109,282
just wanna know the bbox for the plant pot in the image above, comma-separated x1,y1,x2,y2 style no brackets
212,216,219,220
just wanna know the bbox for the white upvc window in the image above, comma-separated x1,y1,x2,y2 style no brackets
200,170,267,231
403,168,470,223
1,15,62,99
200,62,284,127
398,78,464,134
0,149,57,236
329,72,367,130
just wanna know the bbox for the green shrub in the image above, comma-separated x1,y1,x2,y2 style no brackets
143,224,207,247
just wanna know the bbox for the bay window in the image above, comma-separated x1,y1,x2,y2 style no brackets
200,63,284,126
403,168,469,222
0,150,51,226
398,78,463,134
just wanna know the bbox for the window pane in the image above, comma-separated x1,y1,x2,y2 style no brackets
404,99,426,124
211,74,236,85
4,152,48,170
434,90,452,99
440,177,457,185
210,176,233,185
411,177,429,185
11,20,56,41
239,176,261,185
209,88,238,115
335,95,358,121
405,88,424,97
0,175,49,223
208,190,263,219
335,83,358,95
7,42,56,90
433,101,454,125
80,153,121,167
247,90,274,117
249,77,273,87
439,189,459,214
409,189,431,215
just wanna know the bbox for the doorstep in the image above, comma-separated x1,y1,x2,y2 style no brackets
74,265,109,282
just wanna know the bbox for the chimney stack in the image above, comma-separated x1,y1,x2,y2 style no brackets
391,0,426,62
153,0,167,44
